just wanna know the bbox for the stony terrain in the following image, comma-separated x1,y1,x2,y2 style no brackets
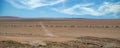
0,36,120,48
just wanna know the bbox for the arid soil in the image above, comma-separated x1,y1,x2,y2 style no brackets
0,18,120,48
0,36,120,48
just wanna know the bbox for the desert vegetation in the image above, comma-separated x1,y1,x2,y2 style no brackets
0,24,120,28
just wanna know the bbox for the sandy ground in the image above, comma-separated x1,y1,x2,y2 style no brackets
0,36,76,42
0,19,120,42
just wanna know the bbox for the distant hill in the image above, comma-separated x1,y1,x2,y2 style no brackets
0,16,119,21
0,16,20,19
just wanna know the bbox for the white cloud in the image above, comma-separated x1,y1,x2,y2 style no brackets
98,2,120,15
6,0,65,9
53,2,120,17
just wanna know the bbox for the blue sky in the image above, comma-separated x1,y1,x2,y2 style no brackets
0,0,120,19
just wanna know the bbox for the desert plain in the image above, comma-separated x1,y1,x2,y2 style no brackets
0,18,120,48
